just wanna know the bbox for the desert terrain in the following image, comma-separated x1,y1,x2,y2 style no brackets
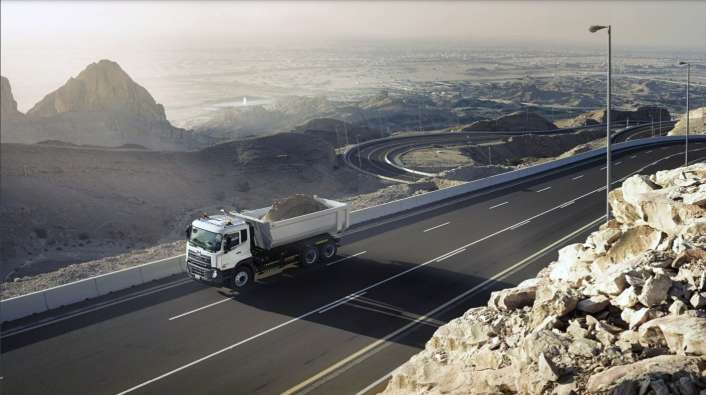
1,45,704,293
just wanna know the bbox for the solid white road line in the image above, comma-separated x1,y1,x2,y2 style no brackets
489,201,509,209
615,161,623,165
435,248,466,262
630,155,637,159
169,298,232,321
536,186,552,192
325,251,367,266
117,149,706,395
560,200,576,208
510,220,531,230
303,216,607,395
646,150,653,154
2,278,193,339
572,175,584,180
318,292,366,314
423,222,450,233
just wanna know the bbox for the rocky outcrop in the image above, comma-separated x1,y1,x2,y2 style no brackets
27,60,166,121
462,111,558,132
668,107,705,136
1,60,198,150
558,106,671,128
380,163,706,395
1,76,24,119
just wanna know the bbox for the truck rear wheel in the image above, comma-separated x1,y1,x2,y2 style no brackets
301,245,319,266
320,242,337,260
232,266,253,290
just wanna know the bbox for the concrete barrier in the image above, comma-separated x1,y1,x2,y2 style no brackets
1,255,187,323
95,266,144,295
1,291,48,322
44,278,100,310
140,256,185,282
2,136,703,323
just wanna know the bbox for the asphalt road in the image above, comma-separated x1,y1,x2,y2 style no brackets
346,122,674,182
1,140,703,395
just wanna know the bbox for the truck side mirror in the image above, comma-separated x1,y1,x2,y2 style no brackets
185,225,192,240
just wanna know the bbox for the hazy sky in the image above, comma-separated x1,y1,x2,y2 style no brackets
2,1,706,50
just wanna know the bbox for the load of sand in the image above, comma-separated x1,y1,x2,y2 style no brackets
262,194,328,222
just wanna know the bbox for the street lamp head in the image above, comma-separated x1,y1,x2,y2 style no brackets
589,25,608,33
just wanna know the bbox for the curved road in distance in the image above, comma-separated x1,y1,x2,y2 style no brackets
346,121,676,183
2,139,703,395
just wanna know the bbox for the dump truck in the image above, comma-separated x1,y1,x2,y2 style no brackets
185,197,350,289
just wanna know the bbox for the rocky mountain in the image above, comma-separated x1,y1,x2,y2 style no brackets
556,106,671,129
381,163,706,395
292,118,382,147
27,60,166,121
1,60,201,150
1,76,24,119
668,107,705,136
462,111,558,132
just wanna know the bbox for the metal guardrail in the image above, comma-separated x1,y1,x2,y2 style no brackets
2,135,703,323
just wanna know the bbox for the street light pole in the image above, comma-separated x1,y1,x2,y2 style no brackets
590,24,612,223
679,62,691,165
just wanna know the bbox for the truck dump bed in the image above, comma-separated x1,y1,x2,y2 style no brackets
231,197,350,250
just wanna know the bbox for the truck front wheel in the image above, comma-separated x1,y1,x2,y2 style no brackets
301,245,319,266
232,266,253,290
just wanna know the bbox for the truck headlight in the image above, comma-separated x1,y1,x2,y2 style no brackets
212,270,218,279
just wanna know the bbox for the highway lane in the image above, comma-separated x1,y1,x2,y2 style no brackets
1,141,704,395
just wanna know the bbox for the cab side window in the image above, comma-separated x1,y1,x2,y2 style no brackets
224,233,240,251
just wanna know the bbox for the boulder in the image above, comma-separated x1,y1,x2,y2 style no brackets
607,226,665,264
639,316,706,355
612,286,639,309
568,337,601,357
637,273,672,307
530,284,579,327
549,244,594,286
586,355,706,393
669,299,689,316
576,295,610,313
587,228,622,254
489,284,537,311
690,292,706,308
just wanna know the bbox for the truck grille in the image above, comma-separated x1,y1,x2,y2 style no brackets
188,250,212,268
188,262,210,277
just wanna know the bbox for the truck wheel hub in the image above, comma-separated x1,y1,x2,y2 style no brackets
234,271,249,287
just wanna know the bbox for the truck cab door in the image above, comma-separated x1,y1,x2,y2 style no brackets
222,229,251,270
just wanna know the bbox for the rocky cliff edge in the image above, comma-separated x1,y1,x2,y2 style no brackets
381,163,706,395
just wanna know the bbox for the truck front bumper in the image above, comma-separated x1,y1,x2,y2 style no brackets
186,262,224,285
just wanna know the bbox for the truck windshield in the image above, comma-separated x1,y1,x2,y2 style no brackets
189,227,222,253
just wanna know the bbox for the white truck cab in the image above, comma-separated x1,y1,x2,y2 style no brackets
186,215,252,286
